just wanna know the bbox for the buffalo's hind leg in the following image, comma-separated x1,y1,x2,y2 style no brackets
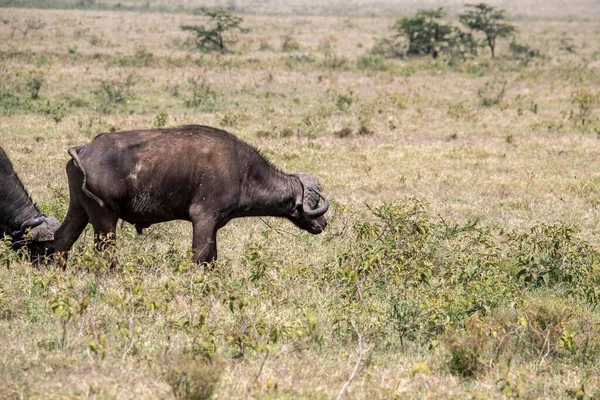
88,207,119,269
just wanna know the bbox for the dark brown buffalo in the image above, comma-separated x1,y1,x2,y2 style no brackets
53,125,329,264
0,146,60,260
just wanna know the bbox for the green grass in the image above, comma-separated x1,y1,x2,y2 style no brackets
1,4,600,398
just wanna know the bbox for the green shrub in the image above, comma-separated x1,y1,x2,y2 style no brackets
0,86,67,120
183,78,220,111
154,109,169,128
243,245,278,285
333,200,507,338
334,90,355,111
510,224,600,306
332,198,600,349
40,99,67,123
26,72,44,100
93,75,135,114
477,79,506,107
387,294,423,347
0,88,31,116
356,55,388,72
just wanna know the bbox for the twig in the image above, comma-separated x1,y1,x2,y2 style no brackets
78,313,85,338
336,321,365,400
328,217,349,240
253,349,269,383
490,326,522,369
535,328,551,375
121,308,136,363
259,218,300,238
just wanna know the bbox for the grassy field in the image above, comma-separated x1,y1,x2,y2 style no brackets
1,2,600,398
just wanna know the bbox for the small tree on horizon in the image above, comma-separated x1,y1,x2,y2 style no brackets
459,3,515,58
385,8,476,61
393,8,453,58
181,8,247,54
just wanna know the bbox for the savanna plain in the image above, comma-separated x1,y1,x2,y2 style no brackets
1,1,600,398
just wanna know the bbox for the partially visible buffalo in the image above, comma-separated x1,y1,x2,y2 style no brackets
54,125,330,264
0,146,60,260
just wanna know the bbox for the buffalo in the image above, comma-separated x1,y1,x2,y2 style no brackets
0,146,60,260
54,125,329,264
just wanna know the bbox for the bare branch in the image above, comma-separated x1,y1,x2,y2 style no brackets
336,321,366,400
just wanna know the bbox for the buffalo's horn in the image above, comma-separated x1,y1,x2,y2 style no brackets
18,216,46,234
303,188,330,218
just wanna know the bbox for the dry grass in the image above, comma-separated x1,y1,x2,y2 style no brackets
1,3,600,399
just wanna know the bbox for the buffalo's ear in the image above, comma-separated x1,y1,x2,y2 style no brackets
289,205,300,218
288,192,303,219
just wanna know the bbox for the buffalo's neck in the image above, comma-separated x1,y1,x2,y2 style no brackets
236,166,297,218
0,173,40,236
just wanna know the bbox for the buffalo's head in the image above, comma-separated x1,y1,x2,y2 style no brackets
11,215,60,262
289,173,330,234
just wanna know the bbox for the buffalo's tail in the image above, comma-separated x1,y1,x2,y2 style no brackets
68,146,105,207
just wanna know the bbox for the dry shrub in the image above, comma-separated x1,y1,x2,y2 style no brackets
447,339,482,378
333,127,352,138
569,87,599,132
164,353,222,400
357,124,374,136
281,35,300,52
445,295,600,376
444,315,486,378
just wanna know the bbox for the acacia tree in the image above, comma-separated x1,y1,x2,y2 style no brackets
181,9,247,54
389,8,476,60
393,8,452,58
459,3,515,58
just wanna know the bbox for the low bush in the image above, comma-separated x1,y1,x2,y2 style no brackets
281,35,300,52
477,79,507,107
93,74,136,114
569,87,599,133
356,55,388,73
331,199,600,352
509,40,541,64
183,78,220,111
164,353,222,400
283,55,314,69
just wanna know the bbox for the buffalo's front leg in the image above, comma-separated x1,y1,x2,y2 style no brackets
88,207,119,269
53,198,89,268
53,162,90,268
191,219,217,265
